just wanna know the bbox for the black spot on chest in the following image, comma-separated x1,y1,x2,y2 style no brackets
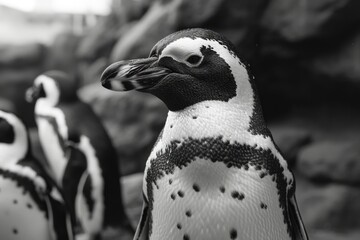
230,228,237,239
145,136,293,237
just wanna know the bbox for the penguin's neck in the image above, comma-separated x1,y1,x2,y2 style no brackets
0,120,28,165
148,83,272,162
165,98,257,143
167,65,259,134
35,98,57,114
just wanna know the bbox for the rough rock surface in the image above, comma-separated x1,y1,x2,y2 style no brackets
296,178,360,232
311,230,360,240
260,0,360,48
110,0,269,62
110,0,182,61
45,31,80,76
270,126,313,167
0,43,45,68
257,0,360,112
298,141,360,185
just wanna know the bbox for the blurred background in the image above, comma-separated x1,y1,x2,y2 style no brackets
0,0,360,239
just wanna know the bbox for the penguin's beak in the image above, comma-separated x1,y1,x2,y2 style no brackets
25,83,46,103
100,57,171,91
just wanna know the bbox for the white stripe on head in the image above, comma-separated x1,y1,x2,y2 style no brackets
34,75,60,107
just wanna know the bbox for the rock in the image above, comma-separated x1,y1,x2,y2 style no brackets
77,0,152,62
79,83,168,175
110,0,182,61
77,14,123,61
270,126,312,167
110,0,268,61
78,57,108,86
297,141,360,185
46,31,80,75
112,0,152,22
305,32,360,85
255,0,360,112
261,0,360,53
0,43,45,68
187,0,268,61
296,179,360,232
311,230,360,240
176,0,223,28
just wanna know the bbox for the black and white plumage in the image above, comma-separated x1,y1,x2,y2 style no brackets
26,71,134,239
0,109,73,240
101,28,308,240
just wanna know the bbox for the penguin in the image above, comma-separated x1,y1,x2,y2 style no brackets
25,71,134,239
0,109,73,240
100,28,309,240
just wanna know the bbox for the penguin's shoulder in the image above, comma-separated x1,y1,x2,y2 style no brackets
0,158,48,210
17,157,57,190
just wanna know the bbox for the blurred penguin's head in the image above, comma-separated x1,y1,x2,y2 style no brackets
26,70,79,105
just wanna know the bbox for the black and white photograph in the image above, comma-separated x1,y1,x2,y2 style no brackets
0,0,360,240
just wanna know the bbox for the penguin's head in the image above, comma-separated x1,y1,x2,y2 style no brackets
101,28,251,111
26,70,79,105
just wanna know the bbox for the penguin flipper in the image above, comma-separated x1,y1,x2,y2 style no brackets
288,195,308,240
62,143,87,228
45,189,74,240
133,196,149,240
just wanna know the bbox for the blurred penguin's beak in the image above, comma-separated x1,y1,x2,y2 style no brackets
25,83,45,103
100,57,171,91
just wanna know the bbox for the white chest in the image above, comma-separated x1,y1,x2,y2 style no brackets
0,176,51,240
149,158,291,240
36,118,67,185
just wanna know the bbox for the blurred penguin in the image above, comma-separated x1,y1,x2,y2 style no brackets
0,109,74,240
26,71,134,239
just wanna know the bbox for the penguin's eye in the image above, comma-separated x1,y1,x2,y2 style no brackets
186,55,202,66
